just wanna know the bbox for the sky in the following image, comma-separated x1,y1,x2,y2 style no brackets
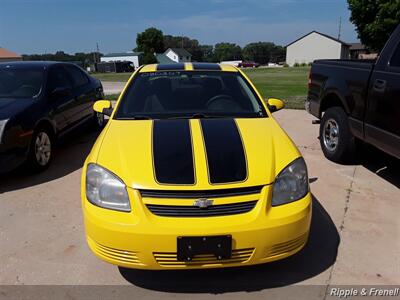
0,0,359,55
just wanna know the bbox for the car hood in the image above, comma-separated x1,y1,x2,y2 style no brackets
96,117,301,190
0,98,34,120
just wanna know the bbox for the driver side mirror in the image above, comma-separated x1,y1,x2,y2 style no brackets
93,100,113,116
267,98,285,113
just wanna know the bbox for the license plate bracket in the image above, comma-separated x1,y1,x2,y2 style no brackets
177,235,232,262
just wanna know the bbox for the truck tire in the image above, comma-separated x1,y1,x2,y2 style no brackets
319,107,356,163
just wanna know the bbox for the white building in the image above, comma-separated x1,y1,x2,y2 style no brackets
164,48,192,63
100,52,141,69
286,31,350,66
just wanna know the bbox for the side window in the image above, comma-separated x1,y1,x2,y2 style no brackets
390,42,400,67
65,65,89,88
47,66,72,93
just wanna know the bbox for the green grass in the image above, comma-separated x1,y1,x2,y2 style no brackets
244,67,310,109
94,67,310,109
92,72,132,82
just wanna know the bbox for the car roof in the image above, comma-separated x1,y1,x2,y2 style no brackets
0,61,77,69
139,62,238,73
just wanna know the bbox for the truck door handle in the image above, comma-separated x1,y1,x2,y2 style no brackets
373,79,386,92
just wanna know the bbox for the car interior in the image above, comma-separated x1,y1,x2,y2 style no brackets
117,72,261,117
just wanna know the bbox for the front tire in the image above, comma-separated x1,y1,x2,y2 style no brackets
319,107,356,163
27,128,53,172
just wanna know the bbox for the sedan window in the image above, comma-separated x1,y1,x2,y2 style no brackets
47,66,72,93
65,65,89,88
0,68,44,98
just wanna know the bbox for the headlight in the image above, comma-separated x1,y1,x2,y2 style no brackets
0,119,9,144
272,157,309,206
86,163,131,212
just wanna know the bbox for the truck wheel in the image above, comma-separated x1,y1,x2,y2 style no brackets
27,127,54,172
319,107,356,163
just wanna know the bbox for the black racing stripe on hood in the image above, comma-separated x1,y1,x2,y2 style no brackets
152,119,195,184
200,119,247,184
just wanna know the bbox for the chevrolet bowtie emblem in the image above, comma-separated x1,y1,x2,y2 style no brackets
193,198,214,209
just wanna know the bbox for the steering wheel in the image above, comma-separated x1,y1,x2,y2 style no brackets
206,94,241,111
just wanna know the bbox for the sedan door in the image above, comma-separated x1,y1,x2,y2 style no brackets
64,64,96,125
46,65,75,132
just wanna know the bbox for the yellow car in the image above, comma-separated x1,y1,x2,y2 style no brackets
81,63,311,270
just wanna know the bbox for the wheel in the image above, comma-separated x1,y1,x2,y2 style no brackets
319,107,357,163
27,127,53,172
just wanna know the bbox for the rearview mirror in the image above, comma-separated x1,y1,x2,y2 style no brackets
267,98,285,113
94,100,113,116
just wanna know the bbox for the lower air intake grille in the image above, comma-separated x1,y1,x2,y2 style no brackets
91,240,142,266
146,200,257,217
154,248,254,267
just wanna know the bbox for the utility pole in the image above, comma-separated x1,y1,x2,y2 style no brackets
338,16,342,40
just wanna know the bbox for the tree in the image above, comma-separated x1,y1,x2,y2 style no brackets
199,45,214,62
242,42,273,64
347,0,400,51
141,52,157,64
136,27,164,54
270,45,286,63
213,43,242,62
242,42,286,64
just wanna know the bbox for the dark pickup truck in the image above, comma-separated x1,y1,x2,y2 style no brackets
306,25,400,162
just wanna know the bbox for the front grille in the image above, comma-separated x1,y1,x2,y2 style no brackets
146,200,257,217
154,248,254,267
91,241,142,266
264,233,308,258
139,185,263,199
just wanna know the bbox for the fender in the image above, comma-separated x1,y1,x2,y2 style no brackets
319,78,351,118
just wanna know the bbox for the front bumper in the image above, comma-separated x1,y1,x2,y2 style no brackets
82,180,312,270
0,145,28,173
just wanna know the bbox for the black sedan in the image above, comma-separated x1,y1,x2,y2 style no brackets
0,61,104,173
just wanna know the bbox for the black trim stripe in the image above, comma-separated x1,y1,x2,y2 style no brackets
140,185,263,199
152,120,195,184
146,200,257,217
200,119,247,184
157,63,185,70
192,63,221,70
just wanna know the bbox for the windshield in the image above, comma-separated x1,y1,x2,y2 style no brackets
0,68,44,98
114,71,267,119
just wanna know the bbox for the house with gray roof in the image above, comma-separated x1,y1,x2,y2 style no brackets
156,48,192,64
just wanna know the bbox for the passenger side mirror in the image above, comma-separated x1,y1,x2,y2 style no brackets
51,87,72,98
267,98,285,113
94,100,113,116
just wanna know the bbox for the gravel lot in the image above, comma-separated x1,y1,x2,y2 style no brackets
0,109,398,300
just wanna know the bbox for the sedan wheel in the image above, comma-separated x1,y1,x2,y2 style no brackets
34,132,52,166
28,128,54,172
